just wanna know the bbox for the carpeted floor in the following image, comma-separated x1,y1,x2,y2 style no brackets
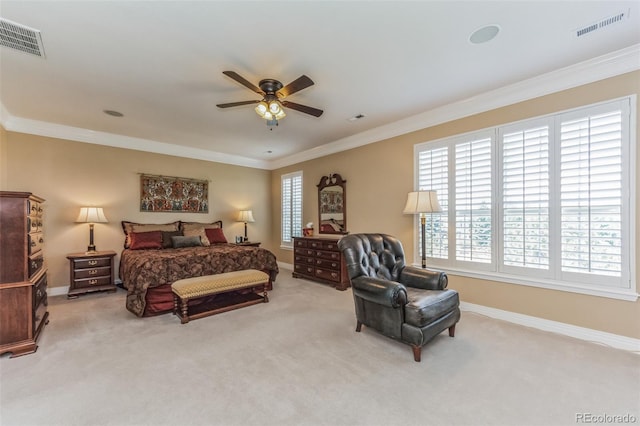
1,268,638,426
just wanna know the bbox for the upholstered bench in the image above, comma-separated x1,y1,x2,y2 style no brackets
171,269,269,324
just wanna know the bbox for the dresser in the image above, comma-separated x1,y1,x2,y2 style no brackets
292,236,350,290
0,191,49,358
67,250,117,298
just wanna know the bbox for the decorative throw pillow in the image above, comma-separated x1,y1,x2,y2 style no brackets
129,231,163,250
121,221,180,248
183,227,210,246
161,230,182,249
205,227,228,244
171,235,202,248
180,220,222,233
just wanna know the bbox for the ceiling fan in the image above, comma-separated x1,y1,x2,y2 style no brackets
216,71,323,127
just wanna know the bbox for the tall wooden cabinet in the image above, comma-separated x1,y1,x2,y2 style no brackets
292,236,350,290
0,191,49,357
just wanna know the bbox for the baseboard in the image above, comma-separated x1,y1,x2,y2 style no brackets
277,261,293,272
460,301,640,353
48,279,123,297
48,286,69,297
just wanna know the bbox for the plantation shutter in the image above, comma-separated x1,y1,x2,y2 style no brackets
455,136,492,264
281,171,303,245
559,109,623,278
501,125,550,271
417,146,448,259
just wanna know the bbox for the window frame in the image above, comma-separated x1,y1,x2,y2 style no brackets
412,96,637,301
281,171,303,249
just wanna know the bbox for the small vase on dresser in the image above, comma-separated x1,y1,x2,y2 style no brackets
0,191,49,357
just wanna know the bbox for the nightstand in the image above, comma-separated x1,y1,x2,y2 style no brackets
233,242,261,247
67,250,117,298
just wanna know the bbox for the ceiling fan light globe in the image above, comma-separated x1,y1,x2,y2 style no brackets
269,101,281,114
275,109,286,120
263,111,273,120
255,101,268,117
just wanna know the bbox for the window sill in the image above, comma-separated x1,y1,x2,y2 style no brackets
413,264,638,302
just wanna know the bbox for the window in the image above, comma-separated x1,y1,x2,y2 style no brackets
281,171,303,247
414,97,634,299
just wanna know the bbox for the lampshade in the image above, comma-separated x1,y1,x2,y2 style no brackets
237,210,255,223
76,207,108,223
402,191,441,215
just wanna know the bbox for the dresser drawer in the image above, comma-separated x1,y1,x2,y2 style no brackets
27,216,43,233
73,257,112,269
316,258,341,270
28,199,44,217
74,266,111,280
315,268,341,283
28,232,44,255
294,263,315,275
316,250,341,261
294,239,308,248
28,254,44,279
33,273,47,309
294,254,315,265
73,276,113,289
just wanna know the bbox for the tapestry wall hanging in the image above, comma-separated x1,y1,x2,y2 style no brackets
140,174,208,213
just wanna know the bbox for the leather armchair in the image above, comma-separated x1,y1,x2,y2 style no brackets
338,233,460,362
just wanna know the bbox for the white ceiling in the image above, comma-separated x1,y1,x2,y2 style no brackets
1,1,639,169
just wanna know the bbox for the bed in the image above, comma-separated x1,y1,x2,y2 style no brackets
119,220,279,317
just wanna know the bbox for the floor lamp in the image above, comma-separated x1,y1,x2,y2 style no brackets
403,191,441,268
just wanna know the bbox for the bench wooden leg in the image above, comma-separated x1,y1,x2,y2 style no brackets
180,298,189,324
263,282,269,303
173,294,178,316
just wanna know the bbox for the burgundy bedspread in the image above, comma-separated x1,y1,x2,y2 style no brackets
120,244,279,316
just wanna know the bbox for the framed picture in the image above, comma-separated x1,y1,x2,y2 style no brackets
140,174,208,213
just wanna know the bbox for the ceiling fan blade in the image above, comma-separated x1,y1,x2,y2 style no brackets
222,71,264,95
216,100,260,108
281,101,323,117
277,75,314,98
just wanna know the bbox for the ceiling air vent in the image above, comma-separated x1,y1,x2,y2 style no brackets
576,11,628,37
0,18,45,58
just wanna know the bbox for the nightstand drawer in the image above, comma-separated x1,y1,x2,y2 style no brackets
74,266,111,280
73,257,112,269
73,276,112,289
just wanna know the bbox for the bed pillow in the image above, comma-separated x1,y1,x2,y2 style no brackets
183,227,210,246
181,220,222,232
122,221,180,248
205,227,228,244
171,235,203,248
161,230,182,249
129,231,163,250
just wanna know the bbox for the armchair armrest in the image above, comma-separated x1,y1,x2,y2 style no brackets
400,266,448,290
351,277,408,308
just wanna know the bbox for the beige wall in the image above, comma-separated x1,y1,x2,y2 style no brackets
271,71,640,339
2,133,272,290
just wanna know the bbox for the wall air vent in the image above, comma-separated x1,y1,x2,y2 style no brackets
576,11,628,37
0,18,45,58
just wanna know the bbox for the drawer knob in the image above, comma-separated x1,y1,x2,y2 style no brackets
89,279,98,285
88,260,98,266
89,269,98,275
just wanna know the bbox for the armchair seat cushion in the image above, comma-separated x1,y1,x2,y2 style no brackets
404,288,459,328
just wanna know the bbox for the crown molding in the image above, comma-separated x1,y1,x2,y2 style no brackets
2,45,638,171
0,110,271,170
269,44,640,170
